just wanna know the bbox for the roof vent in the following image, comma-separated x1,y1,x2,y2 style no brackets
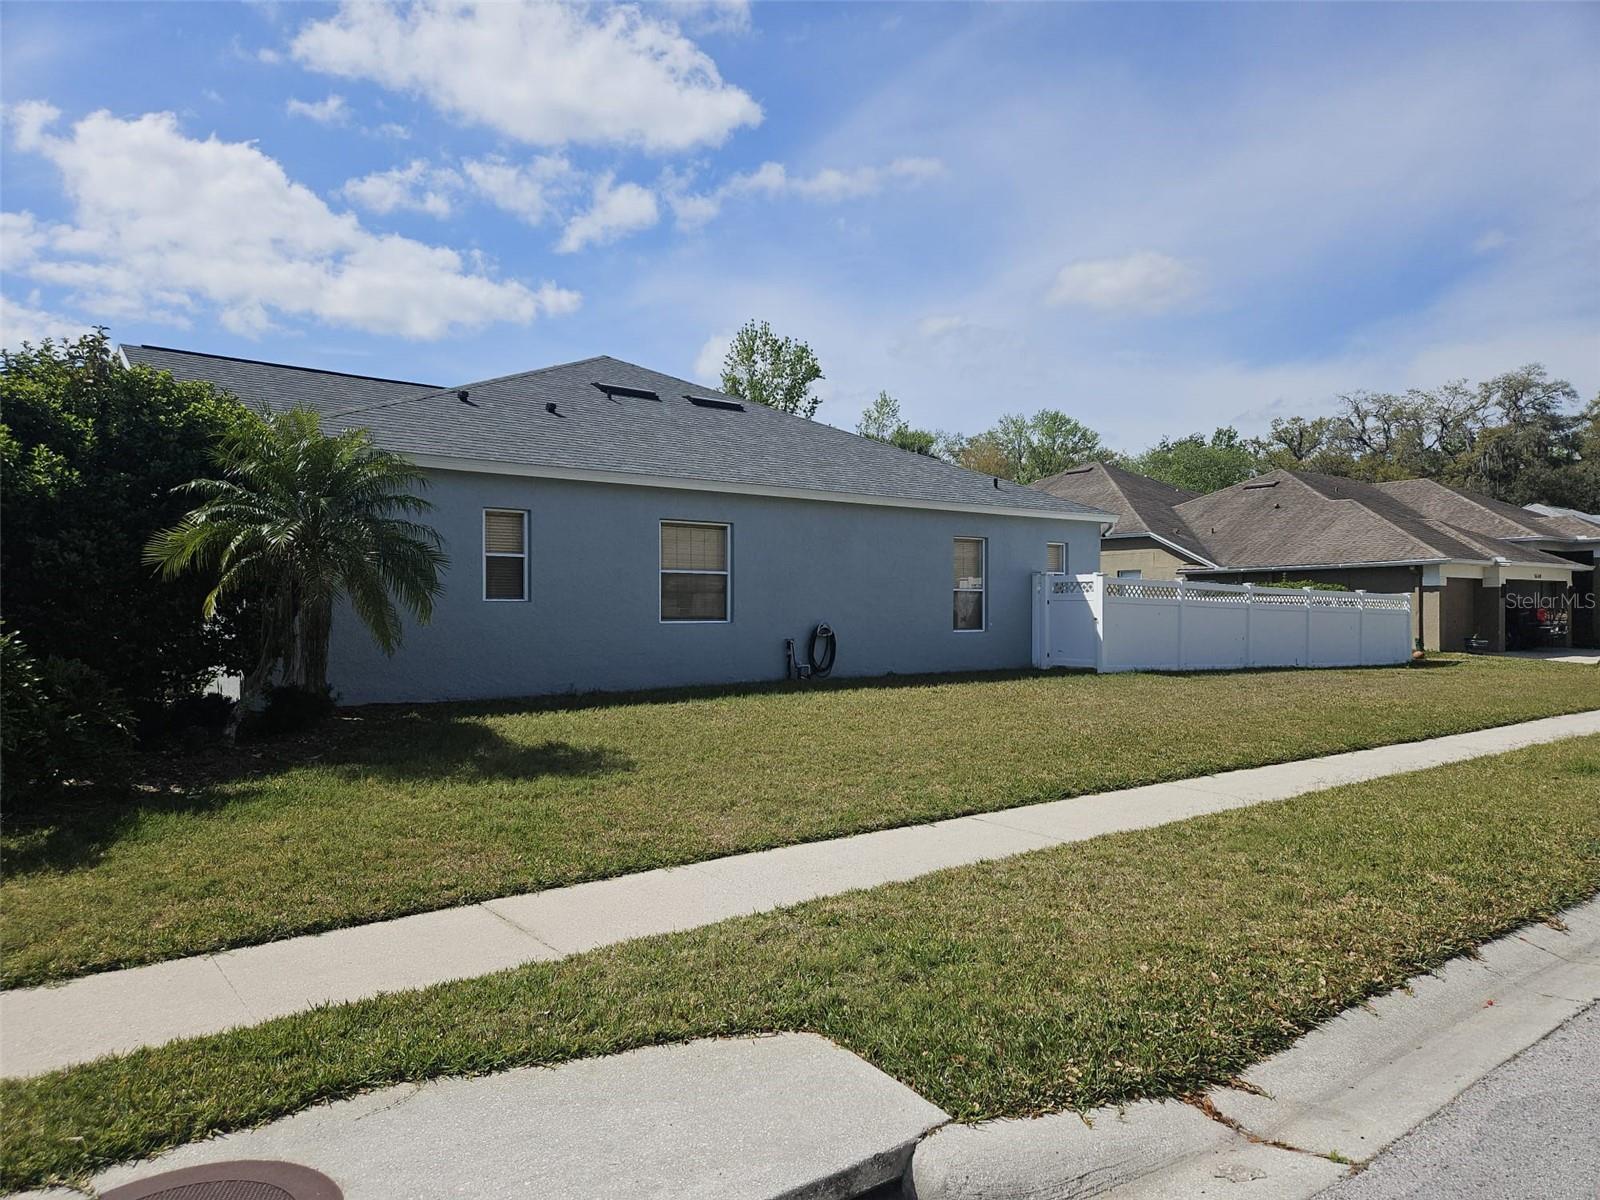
685,394,744,412
1243,480,1279,490
546,402,565,418
594,383,659,401
457,389,476,406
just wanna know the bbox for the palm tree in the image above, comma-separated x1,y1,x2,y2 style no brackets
146,407,447,703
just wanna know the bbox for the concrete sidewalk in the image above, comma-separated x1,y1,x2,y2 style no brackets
5,709,1598,1079
25,894,1597,1200
62,1034,950,1200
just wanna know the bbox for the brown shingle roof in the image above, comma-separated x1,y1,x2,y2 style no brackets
1033,462,1213,562
1378,478,1600,541
1169,469,1579,570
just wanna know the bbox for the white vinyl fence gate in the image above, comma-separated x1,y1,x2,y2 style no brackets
1032,574,1413,673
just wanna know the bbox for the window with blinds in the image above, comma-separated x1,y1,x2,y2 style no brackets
483,509,527,601
1046,542,1067,573
953,537,985,631
660,521,729,621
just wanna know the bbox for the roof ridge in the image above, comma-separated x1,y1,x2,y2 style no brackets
123,344,439,389
1415,478,1559,536
1097,459,1199,499
1185,469,1452,562
328,354,619,418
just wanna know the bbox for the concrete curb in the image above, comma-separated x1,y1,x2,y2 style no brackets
7,710,1597,1080
905,894,1600,1199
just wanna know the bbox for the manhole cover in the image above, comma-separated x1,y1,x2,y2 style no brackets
100,1161,342,1200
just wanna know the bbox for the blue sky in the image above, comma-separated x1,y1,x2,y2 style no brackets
2,1,1596,448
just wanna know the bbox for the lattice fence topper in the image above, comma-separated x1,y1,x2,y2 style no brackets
1106,581,1183,600
1251,588,1312,606
1050,577,1095,595
1099,583,1412,609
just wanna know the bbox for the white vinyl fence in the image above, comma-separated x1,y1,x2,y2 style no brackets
1032,574,1413,673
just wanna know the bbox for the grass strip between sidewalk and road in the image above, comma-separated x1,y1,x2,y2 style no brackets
5,733,1599,1192
5,654,1599,988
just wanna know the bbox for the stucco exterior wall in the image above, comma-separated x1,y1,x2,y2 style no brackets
326,469,1102,704
1099,537,1195,578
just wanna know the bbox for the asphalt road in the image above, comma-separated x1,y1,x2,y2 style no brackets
1316,1001,1600,1200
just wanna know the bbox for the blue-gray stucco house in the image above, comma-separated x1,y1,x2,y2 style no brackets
121,345,1113,704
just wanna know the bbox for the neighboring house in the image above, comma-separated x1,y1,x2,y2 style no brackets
121,345,1112,703
1035,462,1596,652
1032,462,1214,578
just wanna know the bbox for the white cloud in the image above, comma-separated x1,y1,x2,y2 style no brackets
666,0,752,36
374,122,411,140
285,93,349,124
342,159,462,218
0,294,87,351
916,314,969,338
667,156,945,229
1046,251,1200,314
1472,229,1509,254
1,211,47,273
462,155,577,226
557,174,659,253
693,330,732,384
7,107,579,339
6,99,62,150
291,0,761,152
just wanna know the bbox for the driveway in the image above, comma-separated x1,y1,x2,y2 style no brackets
1499,648,1600,665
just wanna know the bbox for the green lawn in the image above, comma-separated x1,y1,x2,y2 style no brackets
5,733,1597,1192
4,655,1598,989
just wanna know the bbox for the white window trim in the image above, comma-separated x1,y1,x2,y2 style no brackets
953,535,987,633
1047,541,1067,574
1116,568,1143,580
483,507,529,602
659,520,732,624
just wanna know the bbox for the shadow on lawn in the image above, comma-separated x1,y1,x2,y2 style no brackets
321,720,635,784
348,658,1472,723
1,717,633,878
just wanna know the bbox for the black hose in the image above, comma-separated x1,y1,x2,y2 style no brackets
808,622,837,678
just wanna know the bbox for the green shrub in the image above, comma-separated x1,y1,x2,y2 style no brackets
1,331,256,712
0,629,133,805
249,684,336,737
1258,579,1352,591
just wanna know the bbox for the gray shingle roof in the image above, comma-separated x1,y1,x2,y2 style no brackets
122,344,441,416
120,345,1110,522
1033,462,1212,562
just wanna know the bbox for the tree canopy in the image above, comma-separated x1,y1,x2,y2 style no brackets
0,330,256,710
856,391,939,456
1123,427,1259,494
1252,364,1595,508
916,363,1592,509
939,410,1110,484
719,320,825,419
